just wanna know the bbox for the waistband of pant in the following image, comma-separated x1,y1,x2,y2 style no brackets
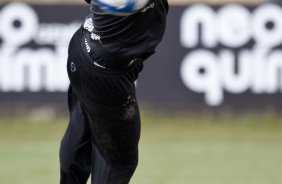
89,49,153,69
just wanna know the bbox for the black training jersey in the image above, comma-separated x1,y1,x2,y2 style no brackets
88,0,169,56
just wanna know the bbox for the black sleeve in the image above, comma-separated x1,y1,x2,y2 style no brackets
84,0,91,4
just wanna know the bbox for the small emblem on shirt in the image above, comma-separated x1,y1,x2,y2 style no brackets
83,18,94,32
91,33,102,43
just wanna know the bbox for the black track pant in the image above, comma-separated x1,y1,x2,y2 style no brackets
59,28,143,184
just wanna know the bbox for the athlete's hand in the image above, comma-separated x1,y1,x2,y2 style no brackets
85,0,91,4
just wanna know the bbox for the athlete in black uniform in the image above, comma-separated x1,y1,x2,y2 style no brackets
59,0,168,183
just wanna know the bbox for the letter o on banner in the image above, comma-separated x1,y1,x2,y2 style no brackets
253,4,282,47
0,3,39,46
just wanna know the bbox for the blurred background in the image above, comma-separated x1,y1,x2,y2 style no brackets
0,0,282,183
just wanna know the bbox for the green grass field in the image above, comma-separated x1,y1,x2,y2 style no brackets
1,110,282,184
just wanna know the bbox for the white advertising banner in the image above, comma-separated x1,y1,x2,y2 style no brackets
0,2,282,111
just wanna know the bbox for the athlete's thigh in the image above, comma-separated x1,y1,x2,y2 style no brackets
79,64,142,167
60,86,92,173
